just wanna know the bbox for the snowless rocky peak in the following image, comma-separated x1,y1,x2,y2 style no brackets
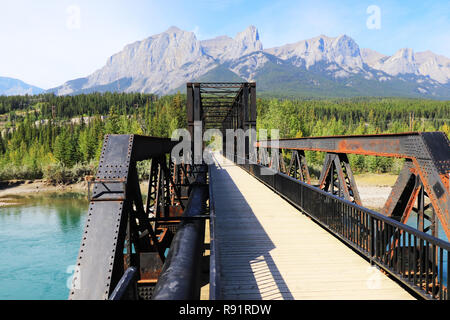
266,34,364,71
415,51,450,83
86,25,215,93
393,48,415,61
201,25,263,62
120,26,202,69
50,26,450,96
360,48,386,67
234,25,263,54
329,35,363,71
361,48,450,83
375,48,418,76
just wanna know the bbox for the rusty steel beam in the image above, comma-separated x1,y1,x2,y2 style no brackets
258,132,446,158
257,132,450,240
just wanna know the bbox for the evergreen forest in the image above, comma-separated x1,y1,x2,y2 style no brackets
0,93,448,182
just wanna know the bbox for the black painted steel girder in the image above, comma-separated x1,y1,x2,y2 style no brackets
187,82,257,161
69,135,180,300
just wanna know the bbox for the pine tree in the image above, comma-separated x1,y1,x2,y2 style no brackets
54,131,68,166
104,105,120,134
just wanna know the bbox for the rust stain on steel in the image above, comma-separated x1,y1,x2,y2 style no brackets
337,139,401,156
383,197,393,216
440,174,449,191
139,252,163,281
276,131,419,141
168,206,184,217
402,186,421,224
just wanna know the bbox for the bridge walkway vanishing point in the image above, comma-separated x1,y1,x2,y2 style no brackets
210,154,415,300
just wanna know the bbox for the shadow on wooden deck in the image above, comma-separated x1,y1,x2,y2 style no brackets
211,160,294,300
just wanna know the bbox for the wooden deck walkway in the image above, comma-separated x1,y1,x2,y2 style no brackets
210,154,415,300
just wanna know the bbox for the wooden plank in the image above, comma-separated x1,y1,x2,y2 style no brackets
210,154,415,300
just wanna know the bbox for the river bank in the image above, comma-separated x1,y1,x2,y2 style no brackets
0,180,88,207
0,179,151,208
354,173,397,210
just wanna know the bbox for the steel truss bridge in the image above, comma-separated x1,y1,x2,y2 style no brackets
70,82,450,300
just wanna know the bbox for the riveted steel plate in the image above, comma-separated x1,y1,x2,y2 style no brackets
69,201,126,300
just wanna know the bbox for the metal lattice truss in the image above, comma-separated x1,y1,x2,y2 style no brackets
257,132,450,240
198,83,245,130
187,82,256,132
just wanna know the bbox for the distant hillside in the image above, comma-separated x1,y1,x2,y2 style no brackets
0,77,43,96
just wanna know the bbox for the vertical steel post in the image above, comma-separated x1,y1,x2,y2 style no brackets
187,83,194,164
193,83,202,165
249,83,257,163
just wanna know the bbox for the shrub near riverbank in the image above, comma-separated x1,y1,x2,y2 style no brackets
0,161,97,184
0,163,43,180
42,162,97,184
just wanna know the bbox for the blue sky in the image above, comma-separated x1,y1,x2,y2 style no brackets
0,0,449,89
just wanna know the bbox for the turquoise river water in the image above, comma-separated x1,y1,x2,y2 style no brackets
0,193,88,300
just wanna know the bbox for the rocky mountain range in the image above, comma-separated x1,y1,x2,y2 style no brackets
0,77,43,96
16,26,450,98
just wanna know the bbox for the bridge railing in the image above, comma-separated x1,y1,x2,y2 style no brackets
208,163,221,300
237,159,449,300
